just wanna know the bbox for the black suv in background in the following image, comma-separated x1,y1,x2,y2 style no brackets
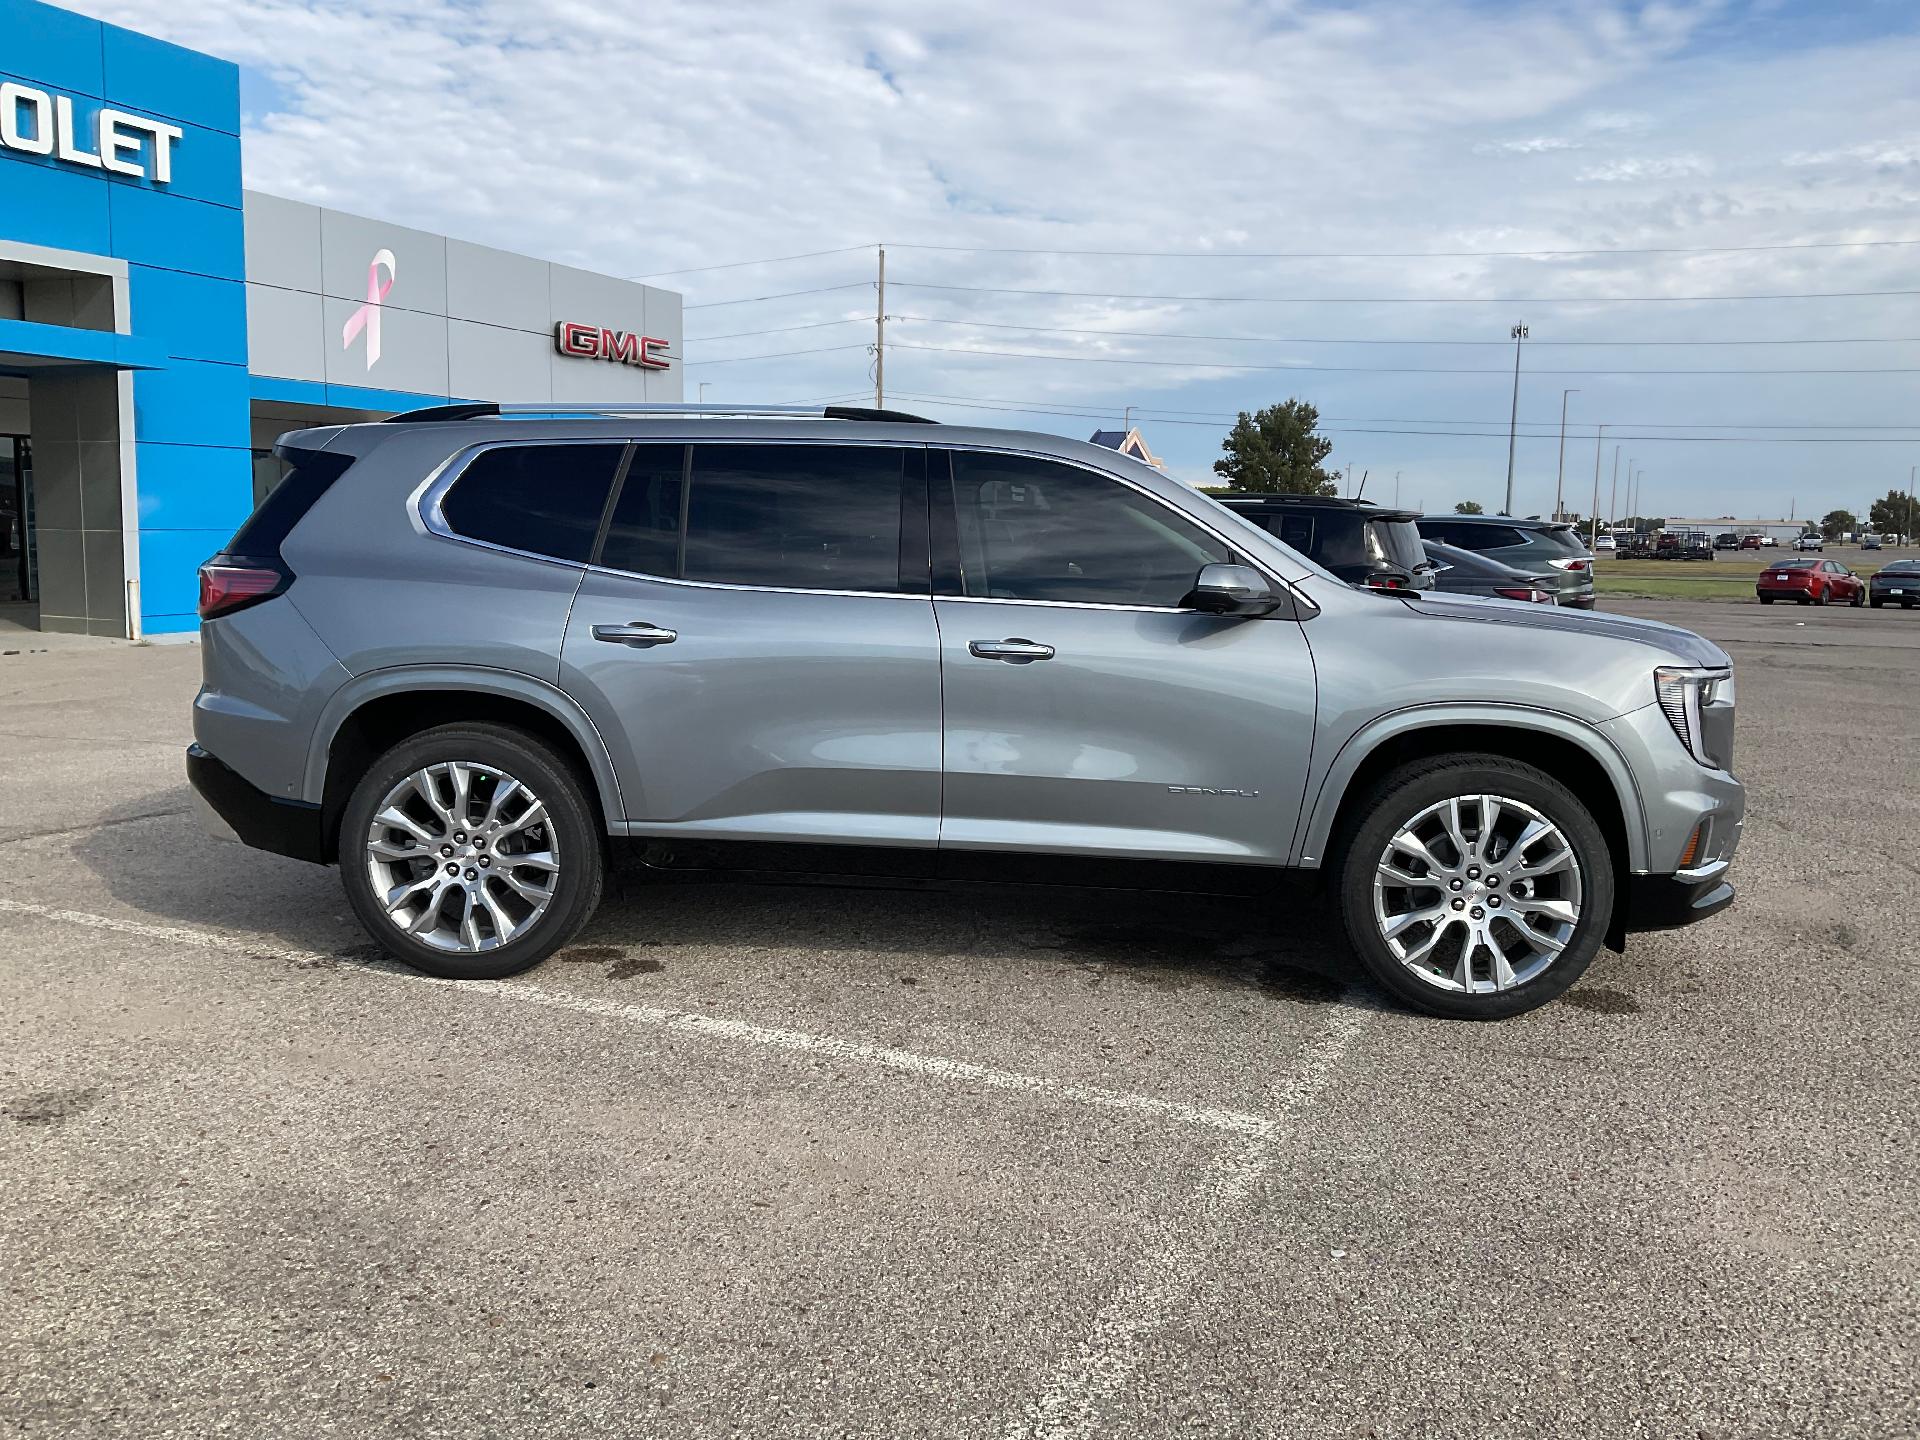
1217,494,1433,590
1417,514,1595,608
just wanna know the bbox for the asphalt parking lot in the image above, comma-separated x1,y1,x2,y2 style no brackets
3,599,1915,1439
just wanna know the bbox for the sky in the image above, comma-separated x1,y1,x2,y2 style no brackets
70,0,1920,521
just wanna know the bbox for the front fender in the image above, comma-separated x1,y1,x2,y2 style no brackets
303,664,626,822
1291,702,1650,872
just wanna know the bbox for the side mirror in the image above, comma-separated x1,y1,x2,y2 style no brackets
1182,563,1282,616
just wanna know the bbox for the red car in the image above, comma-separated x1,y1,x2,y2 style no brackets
1756,558,1865,606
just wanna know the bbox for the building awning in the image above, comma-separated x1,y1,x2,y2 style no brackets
0,317,168,374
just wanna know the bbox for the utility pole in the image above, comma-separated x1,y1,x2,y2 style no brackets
1394,470,1402,508
1503,322,1527,514
1626,461,1637,528
1589,424,1605,547
874,245,886,409
1608,445,1620,535
1554,388,1579,522
698,382,711,403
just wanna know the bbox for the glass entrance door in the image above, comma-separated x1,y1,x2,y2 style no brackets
1,435,32,606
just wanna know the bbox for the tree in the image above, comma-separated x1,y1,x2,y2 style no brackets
1819,509,1855,541
1868,489,1917,540
1453,500,1484,514
1213,399,1336,494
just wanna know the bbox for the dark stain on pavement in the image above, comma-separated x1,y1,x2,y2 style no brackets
607,956,666,980
557,945,625,963
1564,987,1643,1015
6,1087,102,1126
1256,961,1343,1005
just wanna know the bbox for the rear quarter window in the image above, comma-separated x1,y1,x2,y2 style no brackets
440,443,626,563
226,447,355,559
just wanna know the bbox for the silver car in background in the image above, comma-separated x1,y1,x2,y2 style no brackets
189,404,1742,1020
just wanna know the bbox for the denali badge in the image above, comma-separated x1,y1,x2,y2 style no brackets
1168,786,1260,798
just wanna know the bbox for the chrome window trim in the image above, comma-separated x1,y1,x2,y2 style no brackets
410,433,1316,615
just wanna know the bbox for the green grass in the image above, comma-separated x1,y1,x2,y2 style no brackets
1593,546,1901,601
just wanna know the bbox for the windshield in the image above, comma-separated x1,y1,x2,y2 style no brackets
1538,526,1591,556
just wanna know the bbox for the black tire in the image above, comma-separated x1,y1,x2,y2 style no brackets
337,723,605,980
1811,587,1827,606
1759,596,1774,605
1332,753,1615,1020
1870,598,1883,608
1850,587,1864,607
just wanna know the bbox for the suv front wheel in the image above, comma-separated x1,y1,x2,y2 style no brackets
1335,754,1614,1019
338,723,605,979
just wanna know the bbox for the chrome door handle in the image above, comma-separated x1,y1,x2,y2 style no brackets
969,637,1054,663
592,621,677,647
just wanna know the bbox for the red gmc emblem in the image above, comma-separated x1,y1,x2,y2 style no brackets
554,321,671,370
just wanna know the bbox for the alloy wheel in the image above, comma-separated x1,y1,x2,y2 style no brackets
363,761,559,953
1371,794,1584,995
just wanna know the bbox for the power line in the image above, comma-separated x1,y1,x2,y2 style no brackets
884,394,1920,443
624,245,874,280
888,340,1920,376
884,237,1920,260
889,280,1920,306
685,318,867,343
883,389,1920,433
885,314,1920,348
683,281,872,311
680,343,872,367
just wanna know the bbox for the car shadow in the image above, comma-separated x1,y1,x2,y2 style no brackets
66,788,1370,1008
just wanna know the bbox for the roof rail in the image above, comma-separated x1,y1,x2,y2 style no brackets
381,401,936,425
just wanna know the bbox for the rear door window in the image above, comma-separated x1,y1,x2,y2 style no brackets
681,443,917,594
597,444,688,577
441,443,625,563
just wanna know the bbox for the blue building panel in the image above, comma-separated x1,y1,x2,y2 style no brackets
100,20,242,136
132,357,252,449
0,148,112,253
109,184,246,279
133,442,254,532
137,526,232,629
0,0,104,96
126,266,248,365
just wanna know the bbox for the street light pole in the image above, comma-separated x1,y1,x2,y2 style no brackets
1554,389,1579,523
1608,445,1620,535
1503,322,1527,515
1589,423,1605,547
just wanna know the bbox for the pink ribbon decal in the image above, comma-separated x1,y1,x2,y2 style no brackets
341,248,397,370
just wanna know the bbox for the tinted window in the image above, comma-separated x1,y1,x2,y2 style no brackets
442,444,623,563
947,452,1228,607
598,444,687,576
227,447,354,559
1538,526,1589,555
683,444,909,593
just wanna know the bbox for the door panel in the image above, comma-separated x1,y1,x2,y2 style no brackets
563,579,942,843
934,600,1316,861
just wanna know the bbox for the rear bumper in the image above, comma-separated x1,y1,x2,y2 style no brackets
186,744,329,865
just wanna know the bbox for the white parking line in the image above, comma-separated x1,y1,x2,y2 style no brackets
1009,1003,1367,1440
0,895,1277,1138
3,892,1366,1435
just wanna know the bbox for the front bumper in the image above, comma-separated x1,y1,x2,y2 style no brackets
186,744,329,865
1622,860,1735,933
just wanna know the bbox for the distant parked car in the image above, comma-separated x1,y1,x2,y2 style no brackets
1862,533,1883,551
1760,536,1779,547
1421,541,1557,604
1793,534,1824,551
1756,558,1865,606
1869,559,1920,608
1594,533,1617,553
1416,515,1595,608
1739,534,1762,550
1218,495,1433,591
1714,533,1740,550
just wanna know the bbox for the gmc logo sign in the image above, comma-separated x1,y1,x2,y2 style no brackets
554,321,671,370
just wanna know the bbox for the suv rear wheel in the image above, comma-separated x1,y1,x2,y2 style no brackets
338,723,605,979
1334,754,1614,1019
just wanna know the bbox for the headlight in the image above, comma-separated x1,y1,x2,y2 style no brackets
1654,666,1734,766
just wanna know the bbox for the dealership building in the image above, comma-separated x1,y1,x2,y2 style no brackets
0,0,683,638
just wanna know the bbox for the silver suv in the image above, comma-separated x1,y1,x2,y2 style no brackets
189,404,1743,1019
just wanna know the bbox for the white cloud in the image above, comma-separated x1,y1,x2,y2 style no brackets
55,0,1920,516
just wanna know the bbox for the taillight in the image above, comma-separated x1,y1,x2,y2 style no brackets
1548,557,1592,572
198,556,290,620
1494,586,1555,604
1365,574,1408,590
